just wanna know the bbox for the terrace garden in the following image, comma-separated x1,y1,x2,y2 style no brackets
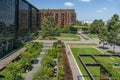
84,34,98,38
32,41,73,80
68,43,98,47
71,48,120,80
0,42,43,80
56,33,80,41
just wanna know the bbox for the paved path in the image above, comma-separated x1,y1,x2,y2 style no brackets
77,33,120,53
0,47,26,70
63,33,120,80
25,41,53,80
64,42,85,80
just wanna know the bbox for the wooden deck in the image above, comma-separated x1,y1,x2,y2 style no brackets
0,47,26,70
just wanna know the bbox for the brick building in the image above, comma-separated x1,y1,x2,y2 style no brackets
39,9,76,26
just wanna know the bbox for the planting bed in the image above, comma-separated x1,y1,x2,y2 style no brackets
71,48,120,80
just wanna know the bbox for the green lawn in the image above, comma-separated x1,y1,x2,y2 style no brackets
73,26,88,29
85,34,98,38
58,33,79,38
96,57,115,64
71,48,102,55
71,48,102,80
71,48,120,80
88,67,100,80
95,57,120,80
81,57,96,64
68,43,98,46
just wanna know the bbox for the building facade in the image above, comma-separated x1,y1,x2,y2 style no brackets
39,9,76,26
0,1,77,54
0,0,38,54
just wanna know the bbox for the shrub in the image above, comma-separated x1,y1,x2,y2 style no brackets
70,26,77,34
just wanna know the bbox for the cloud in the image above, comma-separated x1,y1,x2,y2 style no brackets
97,7,108,13
97,10,103,13
64,2,74,6
79,0,91,3
103,7,108,10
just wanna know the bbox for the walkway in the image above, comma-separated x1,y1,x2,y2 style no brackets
78,33,120,53
63,33,120,80
64,42,84,80
25,41,53,80
0,47,26,70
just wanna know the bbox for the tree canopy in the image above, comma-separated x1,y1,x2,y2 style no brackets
40,13,60,38
106,14,120,52
89,19,104,34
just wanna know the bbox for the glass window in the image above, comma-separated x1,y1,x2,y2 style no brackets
31,8,37,32
18,0,29,37
0,0,15,43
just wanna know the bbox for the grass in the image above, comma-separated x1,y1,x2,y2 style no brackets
71,48,120,79
68,43,98,46
58,33,79,38
71,48,102,55
73,26,88,29
96,57,115,64
85,34,98,38
81,56,96,64
88,67,100,80
95,56,120,79
71,48,102,80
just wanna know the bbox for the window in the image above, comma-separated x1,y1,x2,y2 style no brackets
0,0,15,43
18,0,29,37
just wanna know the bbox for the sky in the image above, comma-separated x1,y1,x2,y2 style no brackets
28,0,120,22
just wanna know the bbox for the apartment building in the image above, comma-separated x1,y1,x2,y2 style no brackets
39,9,76,26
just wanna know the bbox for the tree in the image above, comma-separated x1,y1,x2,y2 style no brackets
19,52,32,72
89,19,104,34
32,66,53,80
83,23,88,27
1,62,22,80
76,20,82,26
98,26,108,48
54,24,61,36
112,14,119,21
40,13,60,38
62,24,72,33
107,14,120,52
41,55,55,67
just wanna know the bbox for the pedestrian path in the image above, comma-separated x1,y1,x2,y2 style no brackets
78,33,120,53
78,33,91,41
25,41,53,80
64,42,84,80
63,33,120,80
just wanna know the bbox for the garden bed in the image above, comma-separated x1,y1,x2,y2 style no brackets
62,48,73,80
56,33,80,41
0,42,43,80
71,48,120,80
85,34,98,38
